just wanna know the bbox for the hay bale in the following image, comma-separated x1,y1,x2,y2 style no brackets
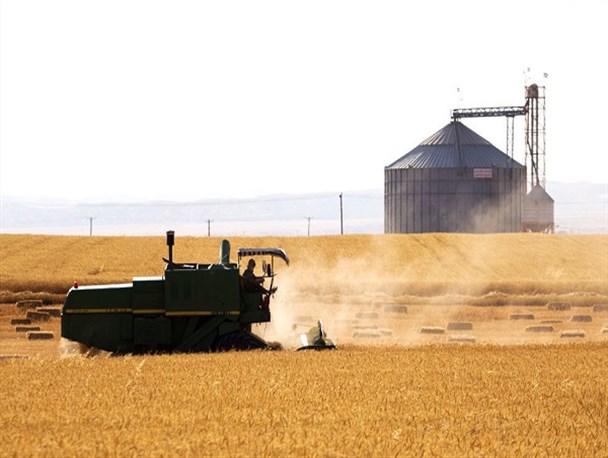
16,300,43,309
447,321,473,331
377,328,393,336
448,335,476,343
593,304,608,313
547,302,571,311
540,320,562,324
419,326,445,335
384,304,408,314
571,315,592,323
561,330,585,338
509,313,535,320
526,325,554,333
294,315,314,323
356,311,379,320
334,319,358,327
353,330,382,339
0,355,28,361
601,328,608,334
26,331,55,340
10,318,31,325
25,310,50,322
16,326,41,332
37,307,61,317
353,325,378,330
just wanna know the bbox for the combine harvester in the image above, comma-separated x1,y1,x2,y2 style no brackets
61,231,335,354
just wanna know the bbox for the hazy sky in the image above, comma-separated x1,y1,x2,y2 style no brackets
1,0,607,202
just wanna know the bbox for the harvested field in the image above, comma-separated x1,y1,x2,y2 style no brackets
1,233,607,456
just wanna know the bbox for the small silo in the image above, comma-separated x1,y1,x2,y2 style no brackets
522,185,555,232
385,121,526,233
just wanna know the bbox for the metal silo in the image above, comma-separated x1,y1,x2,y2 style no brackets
385,121,526,233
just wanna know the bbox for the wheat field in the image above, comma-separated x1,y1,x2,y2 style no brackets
1,344,607,457
1,233,607,456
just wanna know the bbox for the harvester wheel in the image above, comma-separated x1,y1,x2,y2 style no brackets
213,330,270,352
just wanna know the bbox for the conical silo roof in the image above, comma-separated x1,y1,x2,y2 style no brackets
387,121,524,169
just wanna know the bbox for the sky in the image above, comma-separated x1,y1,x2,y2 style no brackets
1,0,607,202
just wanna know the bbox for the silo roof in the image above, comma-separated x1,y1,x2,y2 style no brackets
386,121,525,169
525,184,555,202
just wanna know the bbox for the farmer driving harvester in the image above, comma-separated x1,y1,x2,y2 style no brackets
242,258,276,295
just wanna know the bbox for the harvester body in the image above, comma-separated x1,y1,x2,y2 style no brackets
61,232,289,353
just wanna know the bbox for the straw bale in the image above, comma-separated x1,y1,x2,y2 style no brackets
10,318,31,325
353,325,378,330
25,310,50,322
16,300,43,309
294,315,314,323
540,320,562,324
353,330,382,338
356,311,379,320
547,302,571,311
0,355,28,361
26,331,55,340
601,328,608,334
16,326,41,332
419,326,445,334
448,335,476,343
593,304,608,313
509,313,534,320
560,330,585,338
447,321,473,331
37,307,61,317
525,325,554,333
570,315,592,323
384,304,408,314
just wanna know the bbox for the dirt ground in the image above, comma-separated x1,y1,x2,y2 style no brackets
1,297,607,359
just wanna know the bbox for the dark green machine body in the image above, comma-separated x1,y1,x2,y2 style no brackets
61,235,285,353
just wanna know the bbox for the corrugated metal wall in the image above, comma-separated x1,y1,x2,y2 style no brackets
384,167,526,233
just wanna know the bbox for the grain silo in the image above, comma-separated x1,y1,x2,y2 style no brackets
385,121,526,233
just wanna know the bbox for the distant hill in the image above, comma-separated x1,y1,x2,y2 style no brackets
1,182,605,235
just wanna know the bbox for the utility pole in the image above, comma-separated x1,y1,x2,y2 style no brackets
86,217,95,236
339,193,344,235
306,216,313,236
206,219,213,237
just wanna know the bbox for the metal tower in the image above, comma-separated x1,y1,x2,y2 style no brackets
524,84,546,190
451,83,547,192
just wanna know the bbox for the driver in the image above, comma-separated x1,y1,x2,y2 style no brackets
242,259,269,293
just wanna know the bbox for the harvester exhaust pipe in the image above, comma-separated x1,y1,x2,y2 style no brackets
166,230,175,267
220,239,230,265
